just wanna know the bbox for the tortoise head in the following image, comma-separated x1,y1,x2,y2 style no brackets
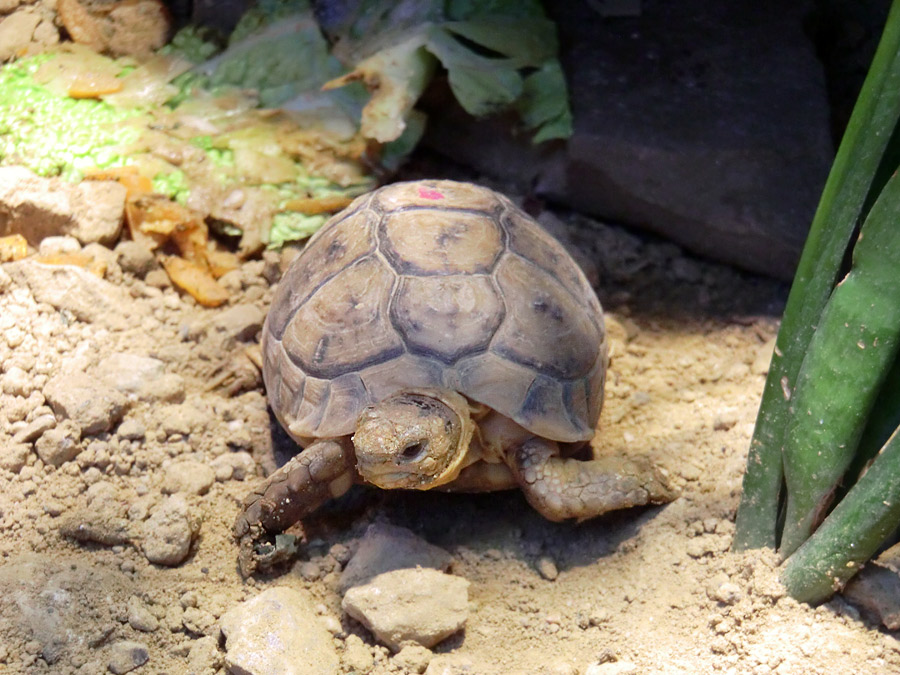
352,389,474,490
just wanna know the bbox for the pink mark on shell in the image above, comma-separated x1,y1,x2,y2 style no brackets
418,187,444,200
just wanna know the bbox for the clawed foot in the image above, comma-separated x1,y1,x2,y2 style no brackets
232,439,355,576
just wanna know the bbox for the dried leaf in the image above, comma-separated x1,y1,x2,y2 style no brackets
159,255,229,307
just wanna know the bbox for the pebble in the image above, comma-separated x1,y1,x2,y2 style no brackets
208,303,265,343
187,636,222,673
107,641,149,674
127,596,159,632
1,365,30,396
182,606,217,636
161,460,215,496
160,402,206,436
340,522,452,592
117,418,146,441
537,556,559,581
39,235,81,256
210,451,256,482
220,587,340,675
342,634,375,673
711,581,743,605
141,494,198,566
115,241,157,278
44,372,126,436
342,568,469,651
0,443,30,473
12,413,56,444
98,353,166,397
34,420,81,467
394,644,433,673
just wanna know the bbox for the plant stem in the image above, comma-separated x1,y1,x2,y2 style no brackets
780,424,900,604
733,0,900,550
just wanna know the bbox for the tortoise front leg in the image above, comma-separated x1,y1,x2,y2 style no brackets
509,438,677,522
233,438,356,575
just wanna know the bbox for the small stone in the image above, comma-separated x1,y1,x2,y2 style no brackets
141,494,198,566
1,365,30,396
342,568,469,651
340,522,452,592
221,587,340,675
208,303,264,343
182,606,216,636
394,644,433,673
97,353,166,398
537,556,559,581
107,640,149,674
34,419,81,467
187,636,222,674
44,373,126,436
342,634,374,673
0,10,40,61
12,413,56,444
117,419,146,441
159,403,205,436
115,241,157,278
127,596,159,632
39,235,81,256
145,269,171,289
210,451,255,481
162,460,215,496
711,582,742,605
0,442,30,473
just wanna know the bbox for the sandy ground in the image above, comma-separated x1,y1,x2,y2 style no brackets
1,185,898,675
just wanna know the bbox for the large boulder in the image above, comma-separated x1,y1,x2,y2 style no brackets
421,1,833,280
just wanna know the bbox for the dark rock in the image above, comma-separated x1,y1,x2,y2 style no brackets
421,1,832,280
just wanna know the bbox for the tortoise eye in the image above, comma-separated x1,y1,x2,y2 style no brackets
399,441,427,461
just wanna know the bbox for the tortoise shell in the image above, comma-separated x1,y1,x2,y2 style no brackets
263,180,607,444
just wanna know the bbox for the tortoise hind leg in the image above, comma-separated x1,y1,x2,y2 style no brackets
233,438,356,575
509,438,677,522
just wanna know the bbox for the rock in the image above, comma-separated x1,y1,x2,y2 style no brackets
421,2,831,280
210,451,256,482
162,459,216,495
537,556,559,581
188,635,222,673
0,167,125,245
0,442,30,473
44,373,127,436
60,504,133,547
0,9,40,62
159,402,206,436
220,587,340,675
341,634,374,673
97,353,166,398
34,419,81,467
141,494,199,566
117,418,146,441
1,365,29,396
127,596,159,633
394,644,433,673
341,568,469,651
207,303,265,344
39,235,82,256
12,413,56,444
115,240,158,278
710,581,742,605
340,522,452,592
107,641,149,674
4,258,130,329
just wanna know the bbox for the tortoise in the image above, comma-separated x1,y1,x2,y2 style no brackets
234,179,675,573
